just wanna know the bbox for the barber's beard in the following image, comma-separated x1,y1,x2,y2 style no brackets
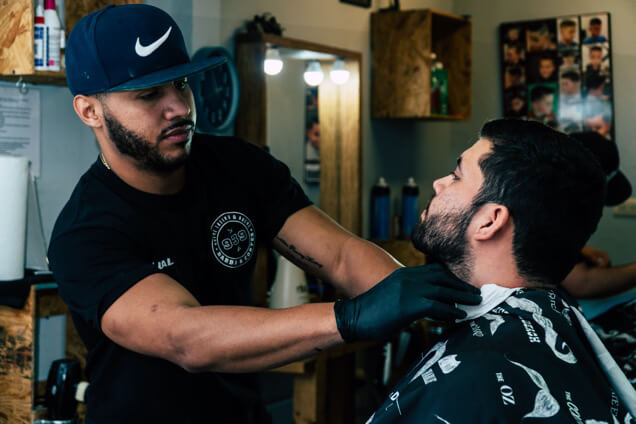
103,111,191,174
411,202,475,282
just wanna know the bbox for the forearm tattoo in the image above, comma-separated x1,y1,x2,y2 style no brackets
276,237,323,269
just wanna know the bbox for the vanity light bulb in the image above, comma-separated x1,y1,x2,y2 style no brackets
304,61,324,86
264,48,283,75
330,59,349,85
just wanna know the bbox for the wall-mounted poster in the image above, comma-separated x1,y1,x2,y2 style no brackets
500,12,614,140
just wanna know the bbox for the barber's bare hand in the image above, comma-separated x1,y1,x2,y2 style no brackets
333,264,481,342
581,246,611,268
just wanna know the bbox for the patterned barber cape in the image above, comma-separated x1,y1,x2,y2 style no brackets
367,288,634,424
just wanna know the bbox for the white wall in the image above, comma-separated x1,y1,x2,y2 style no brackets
208,0,636,265
30,0,636,266
24,0,635,399
196,0,456,238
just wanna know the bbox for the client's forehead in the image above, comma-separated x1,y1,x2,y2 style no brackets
455,138,492,190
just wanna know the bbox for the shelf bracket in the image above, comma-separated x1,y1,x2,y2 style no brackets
15,77,29,95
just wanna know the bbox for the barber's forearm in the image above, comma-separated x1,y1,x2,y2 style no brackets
169,302,342,373
583,262,636,298
331,236,401,297
563,262,636,298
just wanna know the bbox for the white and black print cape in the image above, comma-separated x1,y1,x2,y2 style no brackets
367,288,635,423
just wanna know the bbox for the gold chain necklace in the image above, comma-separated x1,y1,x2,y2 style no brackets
99,152,111,170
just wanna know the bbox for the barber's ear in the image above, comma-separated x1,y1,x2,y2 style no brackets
473,203,510,241
73,95,103,129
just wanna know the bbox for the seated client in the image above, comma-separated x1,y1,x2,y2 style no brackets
367,119,635,423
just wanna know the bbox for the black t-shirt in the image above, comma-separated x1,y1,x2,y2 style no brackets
367,288,633,423
47,134,311,423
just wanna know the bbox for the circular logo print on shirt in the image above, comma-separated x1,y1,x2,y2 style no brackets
210,212,256,268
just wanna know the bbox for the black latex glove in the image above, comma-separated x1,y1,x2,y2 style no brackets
333,264,481,342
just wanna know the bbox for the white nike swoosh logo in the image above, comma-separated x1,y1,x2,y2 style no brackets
135,26,172,57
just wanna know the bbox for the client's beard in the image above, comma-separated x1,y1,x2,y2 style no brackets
411,205,475,282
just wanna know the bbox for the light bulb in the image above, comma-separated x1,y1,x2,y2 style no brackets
329,59,349,85
303,61,324,86
264,48,283,75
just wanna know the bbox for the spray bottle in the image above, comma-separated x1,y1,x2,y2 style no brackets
44,0,61,71
401,177,419,239
34,1,47,71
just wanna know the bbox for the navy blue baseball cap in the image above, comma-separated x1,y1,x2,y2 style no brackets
66,4,226,96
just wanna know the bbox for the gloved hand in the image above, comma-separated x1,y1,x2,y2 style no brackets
333,264,481,342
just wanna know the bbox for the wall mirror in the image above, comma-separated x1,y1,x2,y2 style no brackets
235,33,362,235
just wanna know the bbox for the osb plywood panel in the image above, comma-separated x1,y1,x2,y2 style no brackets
433,14,471,118
318,73,340,224
371,10,432,118
0,287,35,424
0,0,34,75
337,61,361,235
235,42,267,147
65,0,141,39
32,290,87,402
319,61,361,233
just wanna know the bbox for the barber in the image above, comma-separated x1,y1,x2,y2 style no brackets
562,131,634,298
47,4,480,423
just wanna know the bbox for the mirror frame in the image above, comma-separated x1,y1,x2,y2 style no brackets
234,33,362,235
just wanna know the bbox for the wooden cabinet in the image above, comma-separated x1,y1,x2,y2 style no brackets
371,8,471,120
0,0,139,86
0,286,87,423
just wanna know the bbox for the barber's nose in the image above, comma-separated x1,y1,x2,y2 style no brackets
164,86,192,120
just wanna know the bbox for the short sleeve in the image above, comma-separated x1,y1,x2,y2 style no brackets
48,227,156,333
235,141,312,240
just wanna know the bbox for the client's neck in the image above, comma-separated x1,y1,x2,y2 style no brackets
453,245,526,289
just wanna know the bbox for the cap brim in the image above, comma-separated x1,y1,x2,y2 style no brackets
108,55,227,92
606,171,632,206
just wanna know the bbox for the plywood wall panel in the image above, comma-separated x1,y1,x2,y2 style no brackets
0,0,34,75
0,287,35,424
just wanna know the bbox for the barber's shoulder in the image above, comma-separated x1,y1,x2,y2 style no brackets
52,166,107,230
192,133,266,154
191,133,275,165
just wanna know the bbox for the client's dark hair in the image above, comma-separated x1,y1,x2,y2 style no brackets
473,119,605,286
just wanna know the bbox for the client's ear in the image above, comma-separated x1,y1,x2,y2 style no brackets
472,203,511,241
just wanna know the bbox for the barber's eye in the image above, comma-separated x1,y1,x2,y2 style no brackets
173,78,188,90
139,89,159,100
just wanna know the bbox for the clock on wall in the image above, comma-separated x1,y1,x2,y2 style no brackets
189,47,240,134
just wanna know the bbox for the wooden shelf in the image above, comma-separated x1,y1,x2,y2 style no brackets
1,71,67,86
371,8,472,120
0,0,140,87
